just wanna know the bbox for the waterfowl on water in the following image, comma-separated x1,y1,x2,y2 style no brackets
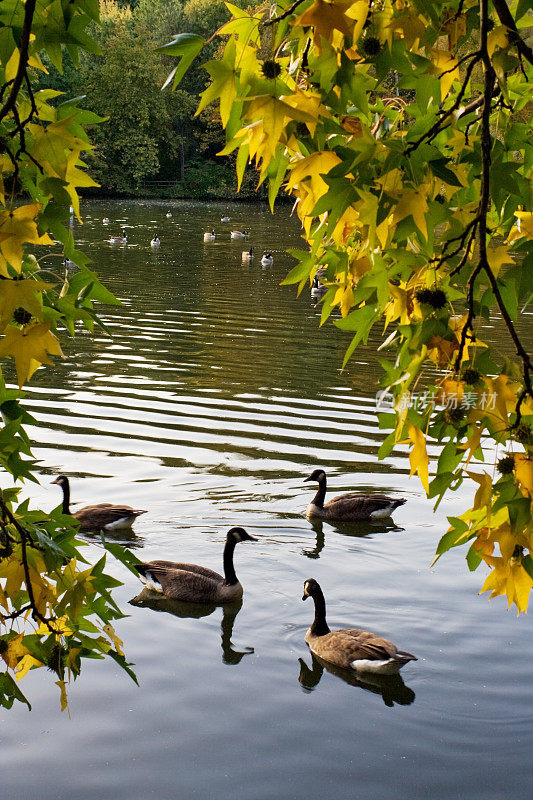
166,211,172,218
204,229,216,241
302,579,417,675
150,233,160,248
109,228,127,244
311,268,327,299
304,468,406,521
102,217,110,224
231,230,249,239
221,216,231,223
261,252,273,267
242,247,254,262
52,475,147,532
134,527,257,604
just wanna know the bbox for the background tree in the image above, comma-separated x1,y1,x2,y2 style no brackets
165,0,533,612
0,0,138,711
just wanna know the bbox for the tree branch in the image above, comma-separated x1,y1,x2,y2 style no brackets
492,0,533,66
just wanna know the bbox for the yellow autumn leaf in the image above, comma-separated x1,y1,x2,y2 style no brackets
487,245,514,276
55,680,69,711
36,616,74,637
1,634,29,669
431,49,459,101
468,471,492,510
293,0,357,46
0,322,64,387
392,186,429,239
514,454,533,498
286,151,342,217
0,278,49,331
103,623,125,656
506,212,533,244
407,423,429,493
444,12,466,49
0,203,54,274
15,654,45,681
487,26,510,59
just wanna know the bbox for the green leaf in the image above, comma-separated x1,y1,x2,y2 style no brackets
158,34,205,90
0,671,32,710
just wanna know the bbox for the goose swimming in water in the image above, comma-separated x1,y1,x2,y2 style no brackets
242,246,254,262
261,252,273,267
304,468,406,521
150,233,160,248
52,475,147,531
221,216,231,223
102,217,110,224
302,579,417,675
109,228,127,244
231,230,249,239
134,527,257,604
204,229,216,241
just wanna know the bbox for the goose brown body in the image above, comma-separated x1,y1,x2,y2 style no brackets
134,527,257,604
303,579,416,675
52,475,147,531
304,469,406,521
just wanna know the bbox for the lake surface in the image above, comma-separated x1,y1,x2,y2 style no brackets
2,199,532,800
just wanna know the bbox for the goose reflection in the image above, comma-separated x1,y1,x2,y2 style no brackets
129,590,253,665
303,518,405,558
298,653,415,707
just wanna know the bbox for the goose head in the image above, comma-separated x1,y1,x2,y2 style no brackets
51,474,68,488
227,526,257,544
304,469,326,484
302,578,321,601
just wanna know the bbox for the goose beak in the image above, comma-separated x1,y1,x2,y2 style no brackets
302,592,309,601
51,477,60,484
303,475,313,482
246,534,258,542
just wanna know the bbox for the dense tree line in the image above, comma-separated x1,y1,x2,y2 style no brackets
36,0,256,197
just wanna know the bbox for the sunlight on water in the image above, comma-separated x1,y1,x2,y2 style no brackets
2,199,532,800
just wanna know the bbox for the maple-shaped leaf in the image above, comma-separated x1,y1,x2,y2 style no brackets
0,279,50,331
286,151,342,215
293,0,356,45
0,204,54,274
196,40,238,127
392,186,429,239
0,322,64,387
408,422,429,493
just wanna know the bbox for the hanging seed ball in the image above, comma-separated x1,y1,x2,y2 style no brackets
497,455,515,475
362,36,382,57
435,193,446,204
514,422,532,446
486,19,495,31
13,307,32,325
444,406,466,425
46,643,65,675
261,60,282,79
415,288,447,309
463,368,482,386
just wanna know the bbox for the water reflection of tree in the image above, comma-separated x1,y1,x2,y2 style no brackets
298,653,415,707
129,590,253,664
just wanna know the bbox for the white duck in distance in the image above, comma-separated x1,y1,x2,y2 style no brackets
304,468,406,521
221,215,231,223
204,229,215,241
302,579,417,675
134,527,257,604
109,228,127,244
231,230,249,239
52,475,147,531
150,233,160,248
261,252,273,266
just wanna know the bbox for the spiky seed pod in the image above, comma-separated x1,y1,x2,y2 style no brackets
47,643,65,676
497,455,515,475
463,368,482,386
415,288,447,309
444,407,466,425
261,60,281,79
362,36,382,57
13,307,32,325
435,193,446,204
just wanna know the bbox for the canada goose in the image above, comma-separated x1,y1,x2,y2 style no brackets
302,579,417,674
231,230,248,239
221,216,231,223
304,468,406,521
261,252,273,266
134,527,257,604
63,257,77,270
166,211,172,218
311,268,327,298
109,228,127,244
150,233,160,248
52,475,147,531
204,229,216,241
242,246,254,262
102,217,110,224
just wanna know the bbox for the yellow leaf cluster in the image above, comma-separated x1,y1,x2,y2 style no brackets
407,422,429,493
0,203,54,275
0,322,64,388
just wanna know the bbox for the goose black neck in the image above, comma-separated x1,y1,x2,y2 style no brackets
310,586,330,636
223,536,238,586
60,480,71,515
312,475,327,509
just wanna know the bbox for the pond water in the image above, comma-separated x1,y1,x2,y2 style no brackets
2,199,532,800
